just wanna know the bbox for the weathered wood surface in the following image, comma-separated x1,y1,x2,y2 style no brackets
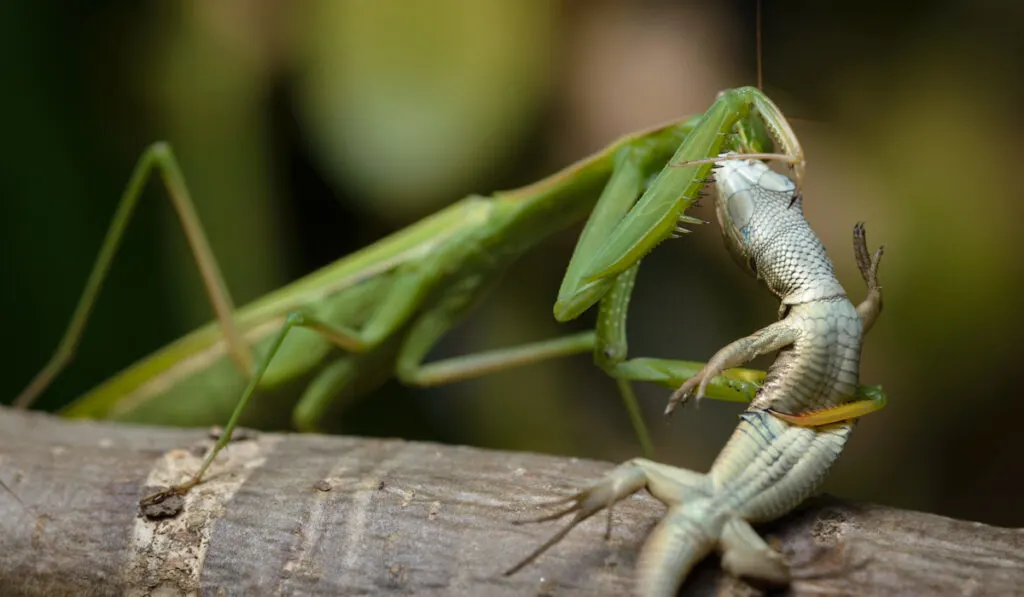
0,406,1021,596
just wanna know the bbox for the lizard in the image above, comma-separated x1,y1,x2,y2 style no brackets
504,154,885,596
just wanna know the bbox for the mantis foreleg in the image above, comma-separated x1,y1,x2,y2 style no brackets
557,87,888,433
574,87,805,289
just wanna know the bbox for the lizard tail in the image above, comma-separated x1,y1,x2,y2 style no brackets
634,506,714,597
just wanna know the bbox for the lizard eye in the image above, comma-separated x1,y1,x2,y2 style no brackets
747,255,758,276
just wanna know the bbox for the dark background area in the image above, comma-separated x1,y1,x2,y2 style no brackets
2,1,1022,527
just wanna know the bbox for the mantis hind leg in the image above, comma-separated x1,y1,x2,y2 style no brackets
291,296,597,435
291,344,400,433
611,358,765,404
768,386,887,427
14,143,252,409
396,331,597,387
610,357,889,427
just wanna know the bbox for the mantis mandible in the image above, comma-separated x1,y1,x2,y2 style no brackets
13,85,885,507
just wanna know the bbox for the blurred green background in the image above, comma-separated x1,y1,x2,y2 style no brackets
2,1,1022,527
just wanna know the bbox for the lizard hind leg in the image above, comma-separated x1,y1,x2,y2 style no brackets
853,222,885,334
633,500,789,596
853,222,884,289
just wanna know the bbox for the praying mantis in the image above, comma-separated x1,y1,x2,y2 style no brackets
12,84,886,506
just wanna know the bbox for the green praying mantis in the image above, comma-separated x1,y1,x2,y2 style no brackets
13,85,886,506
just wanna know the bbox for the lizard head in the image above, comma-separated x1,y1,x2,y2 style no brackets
713,154,799,280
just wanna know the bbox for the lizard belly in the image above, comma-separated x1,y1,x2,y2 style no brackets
709,411,854,522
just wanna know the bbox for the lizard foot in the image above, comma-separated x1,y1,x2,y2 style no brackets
719,518,790,587
788,541,872,582
504,461,649,576
853,222,884,291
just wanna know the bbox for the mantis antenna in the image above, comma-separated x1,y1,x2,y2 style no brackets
757,0,764,91
669,1,807,198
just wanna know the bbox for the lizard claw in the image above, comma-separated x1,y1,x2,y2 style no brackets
853,222,884,291
510,494,587,525
504,492,612,577
665,371,710,415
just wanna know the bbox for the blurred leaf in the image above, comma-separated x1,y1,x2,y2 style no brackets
294,0,556,219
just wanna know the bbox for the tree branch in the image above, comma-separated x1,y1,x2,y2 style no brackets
0,406,1020,596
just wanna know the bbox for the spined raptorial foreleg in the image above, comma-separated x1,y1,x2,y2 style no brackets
664,320,800,415
504,459,710,577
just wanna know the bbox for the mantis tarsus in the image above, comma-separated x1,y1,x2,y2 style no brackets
13,85,885,506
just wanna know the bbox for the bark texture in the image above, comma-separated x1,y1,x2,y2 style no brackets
0,406,1021,596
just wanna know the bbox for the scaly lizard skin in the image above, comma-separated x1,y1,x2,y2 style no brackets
506,156,884,596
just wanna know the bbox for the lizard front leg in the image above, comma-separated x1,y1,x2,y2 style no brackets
664,321,800,415
672,223,888,427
